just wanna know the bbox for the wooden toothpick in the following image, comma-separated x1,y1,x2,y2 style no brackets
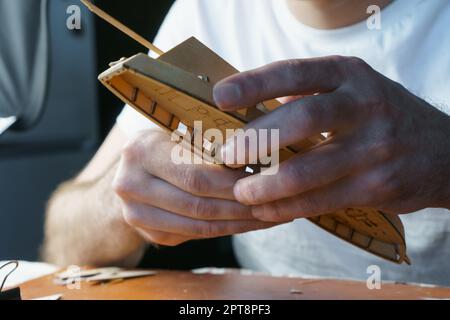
80,0,165,56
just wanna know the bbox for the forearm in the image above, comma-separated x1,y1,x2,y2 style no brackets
42,162,146,267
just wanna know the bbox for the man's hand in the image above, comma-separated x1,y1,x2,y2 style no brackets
113,129,276,246
213,56,450,222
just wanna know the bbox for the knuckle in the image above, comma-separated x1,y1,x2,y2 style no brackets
328,55,348,63
337,56,372,84
113,173,134,198
327,55,349,69
198,222,220,238
122,129,165,162
181,167,210,195
143,128,167,143
121,206,142,228
282,59,301,69
143,130,166,152
363,169,401,199
329,55,356,74
113,165,153,200
190,198,215,219
346,56,370,71
186,197,201,218
122,136,144,162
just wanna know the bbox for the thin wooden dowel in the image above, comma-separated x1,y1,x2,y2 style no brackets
80,0,165,56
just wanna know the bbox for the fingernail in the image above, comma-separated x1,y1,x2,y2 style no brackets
213,82,242,109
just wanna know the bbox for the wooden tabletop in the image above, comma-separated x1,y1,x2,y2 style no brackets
19,269,450,300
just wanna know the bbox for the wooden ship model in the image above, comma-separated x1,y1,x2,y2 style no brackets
81,0,410,264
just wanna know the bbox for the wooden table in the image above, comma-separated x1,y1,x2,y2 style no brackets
19,269,450,300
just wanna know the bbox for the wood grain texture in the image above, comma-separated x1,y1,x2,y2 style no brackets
19,269,450,300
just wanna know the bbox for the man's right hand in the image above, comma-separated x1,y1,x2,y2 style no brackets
113,129,277,247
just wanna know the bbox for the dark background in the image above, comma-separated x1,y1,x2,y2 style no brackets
0,0,237,269
94,0,172,137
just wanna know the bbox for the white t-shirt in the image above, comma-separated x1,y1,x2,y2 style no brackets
117,0,450,285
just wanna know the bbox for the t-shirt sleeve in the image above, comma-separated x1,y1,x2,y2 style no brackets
116,0,201,137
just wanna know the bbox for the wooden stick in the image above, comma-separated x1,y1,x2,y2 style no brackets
80,0,165,56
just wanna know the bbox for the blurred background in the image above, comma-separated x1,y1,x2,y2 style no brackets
0,0,237,268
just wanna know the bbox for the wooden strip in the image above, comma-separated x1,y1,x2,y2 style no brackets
81,0,164,56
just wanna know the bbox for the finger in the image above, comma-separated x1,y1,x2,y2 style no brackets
122,174,255,221
250,169,392,222
253,175,366,222
214,57,344,110
231,115,401,206
220,92,361,166
123,202,277,238
136,228,197,247
234,139,378,205
130,130,247,200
